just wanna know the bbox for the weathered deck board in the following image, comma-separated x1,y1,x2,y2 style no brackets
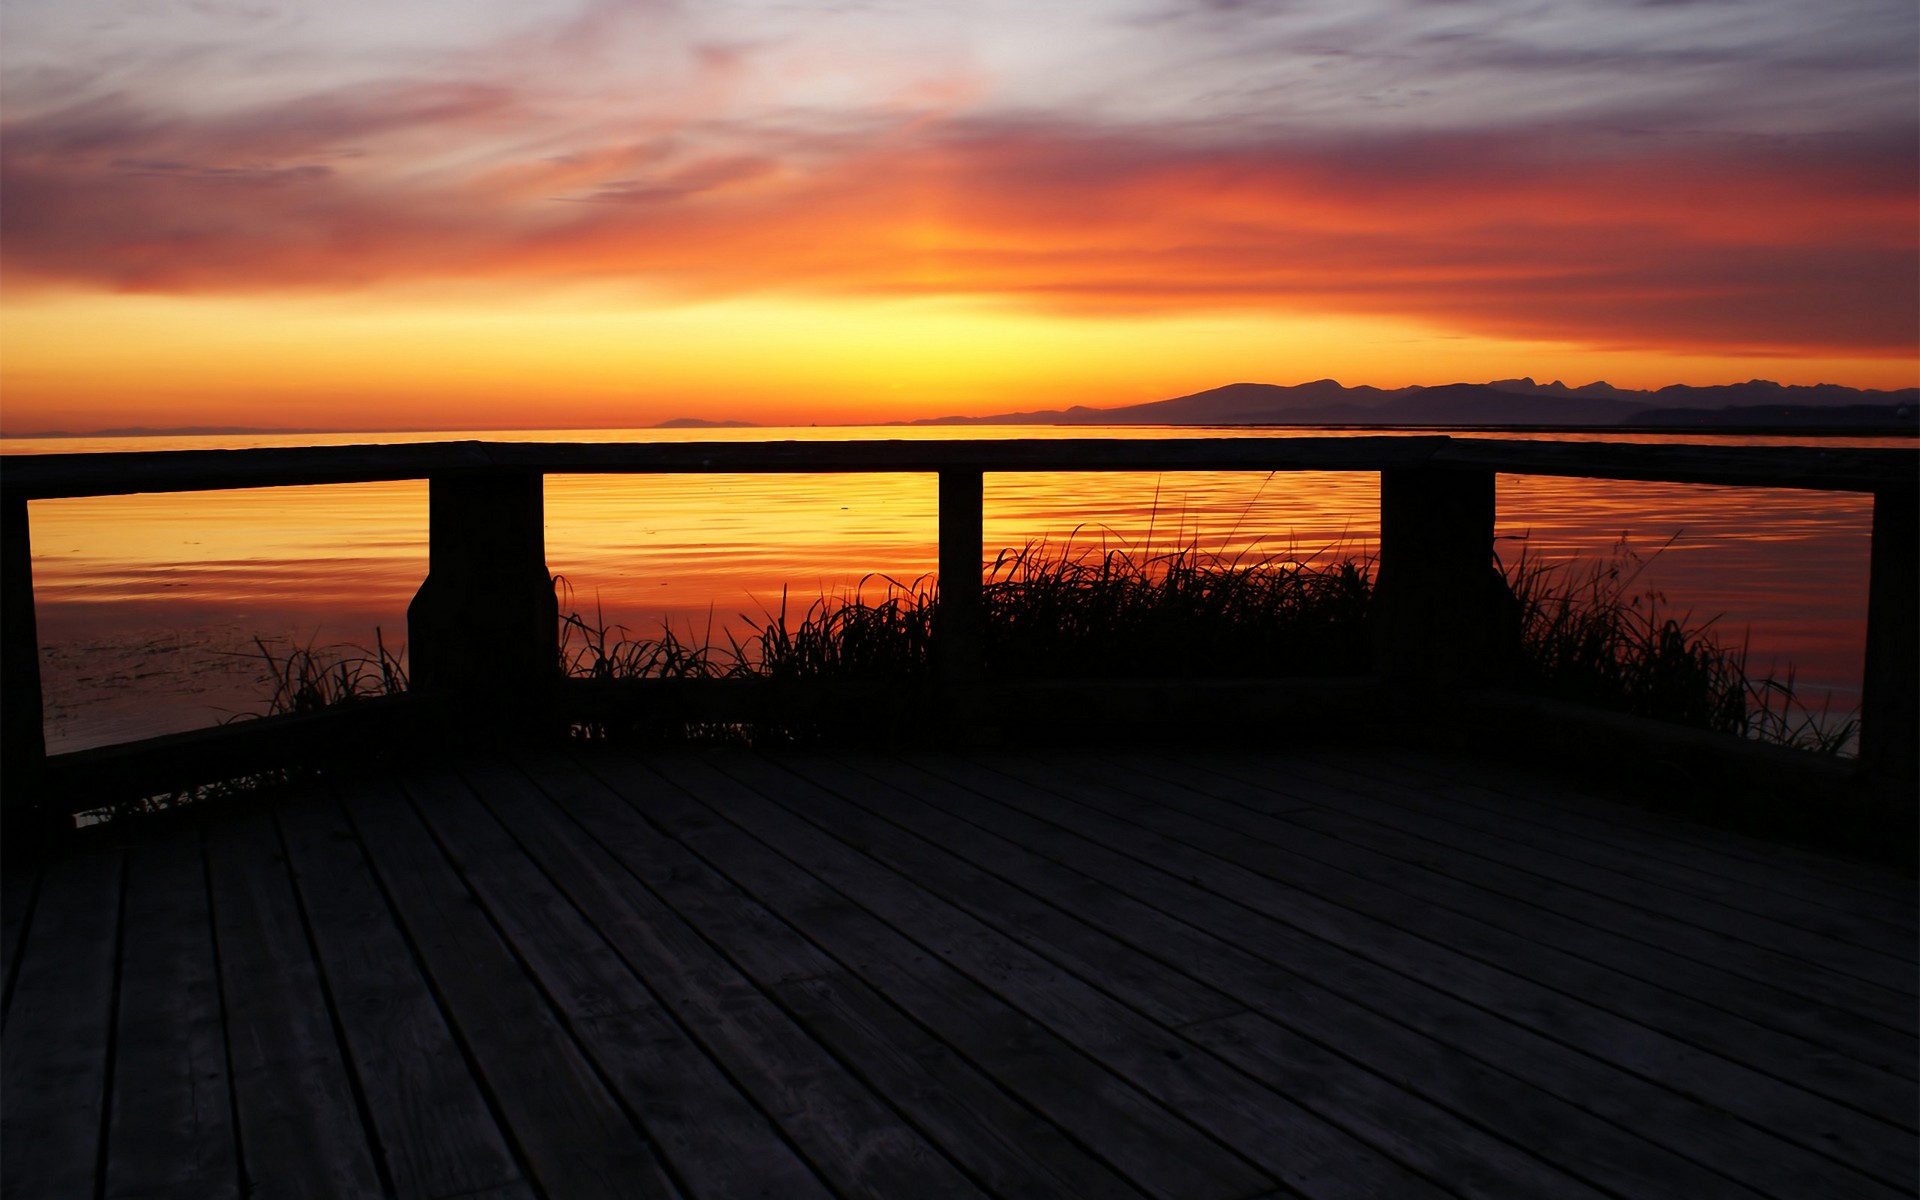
1206,751,1920,1015
1266,751,1920,993
1089,751,1918,1093
580,752,1269,1200
1,851,122,1200
489,752,1153,1200
1,745,1912,1200
1229,746,1920,964
1365,746,1920,927
413,761,883,1200
340,775,679,1200
783,752,1768,1199
0,859,38,1024
888,752,1910,1200
948,751,1914,1194
642,751,1450,1200
206,811,385,1200
105,830,238,1200
718,752,1603,1200
276,793,531,1200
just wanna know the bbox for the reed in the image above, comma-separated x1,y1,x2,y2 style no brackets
1503,536,1858,753
252,628,407,712
255,537,1858,754
980,536,1372,680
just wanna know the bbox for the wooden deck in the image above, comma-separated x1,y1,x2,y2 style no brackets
3,745,1914,1199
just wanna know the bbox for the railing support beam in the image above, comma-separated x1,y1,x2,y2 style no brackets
937,469,984,684
1860,485,1917,782
2,492,48,856
408,469,558,732
1373,466,1510,683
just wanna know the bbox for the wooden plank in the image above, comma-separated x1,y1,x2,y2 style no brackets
44,694,437,817
1373,466,1502,681
275,792,531,1200
0,849,122,1199
634,751,1453,1200
1,492,47,855
1267,751,1920,994
937,468,984,685
1367,746,1920,915
1327,747,1920,949
827,751,1787,1200
509,748,1159,1200
205,809,384,1200
1277,744,1920,965
104,830,239,1200
7,436,1910,501
561,747,1263,1200
709,755,1241,1029
1106,753,1919,1089
743,752,1610,1200
1860,483,1918,778
954,750,1918,1195
889,751,1909,1200
1280,798,1914,1087
1426,437,1918,492
1,862,38,1024
407,470,555,709
405,760,875,1200
336,774,677,1200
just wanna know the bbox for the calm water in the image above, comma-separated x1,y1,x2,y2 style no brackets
6,425,1893,753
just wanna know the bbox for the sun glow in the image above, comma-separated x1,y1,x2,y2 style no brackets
6,289,1911,435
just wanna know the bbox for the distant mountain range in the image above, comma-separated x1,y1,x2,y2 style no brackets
908,378,1920,430
8,379,1914,440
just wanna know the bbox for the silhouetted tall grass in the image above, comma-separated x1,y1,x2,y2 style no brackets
1503,537,1858,753
257,536,1858,755
253,628,407,712
980,537,1372,680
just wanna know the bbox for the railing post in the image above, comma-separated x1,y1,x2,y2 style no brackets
407,469,558,732
1860,485,1917,783
937,469,984,684
2,491,49,855
1373,466,1510,682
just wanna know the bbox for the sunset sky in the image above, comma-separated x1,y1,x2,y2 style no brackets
3,0,1915,433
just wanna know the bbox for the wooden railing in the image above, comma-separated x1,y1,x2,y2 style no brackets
3,436,1914,844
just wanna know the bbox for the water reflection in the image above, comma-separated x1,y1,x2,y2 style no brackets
16,426,1886,751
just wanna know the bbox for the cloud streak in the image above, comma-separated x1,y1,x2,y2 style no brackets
2,0,1913,367
4,81,1912,356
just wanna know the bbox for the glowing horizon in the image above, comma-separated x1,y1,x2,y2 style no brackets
3,0,1914,433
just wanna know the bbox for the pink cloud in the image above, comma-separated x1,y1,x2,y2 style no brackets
3,81,1913,357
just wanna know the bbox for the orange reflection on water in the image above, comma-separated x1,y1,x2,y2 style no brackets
544,473,941,639
29,481,427,752
1495,477,1872,702
18,427,1888,752
543,469,1384,642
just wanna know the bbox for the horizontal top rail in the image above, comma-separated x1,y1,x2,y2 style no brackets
1,435,1914,500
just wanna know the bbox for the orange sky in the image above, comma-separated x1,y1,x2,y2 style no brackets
2,0,1914,433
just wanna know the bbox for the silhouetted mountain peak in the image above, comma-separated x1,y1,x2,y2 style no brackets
908,377,1916,429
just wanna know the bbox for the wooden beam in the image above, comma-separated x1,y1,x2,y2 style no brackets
1,493,47,856
1373,467,1510,683
42,696,435,812
6,437,1912,501
407,470,558,732
937,469,984,685
1860,485,1918,784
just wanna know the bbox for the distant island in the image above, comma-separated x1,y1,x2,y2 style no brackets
6,378,1915,440
907,378,1920,431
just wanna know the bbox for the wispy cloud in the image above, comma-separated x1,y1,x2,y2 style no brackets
2,0,1913,362
6,76,1911,356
